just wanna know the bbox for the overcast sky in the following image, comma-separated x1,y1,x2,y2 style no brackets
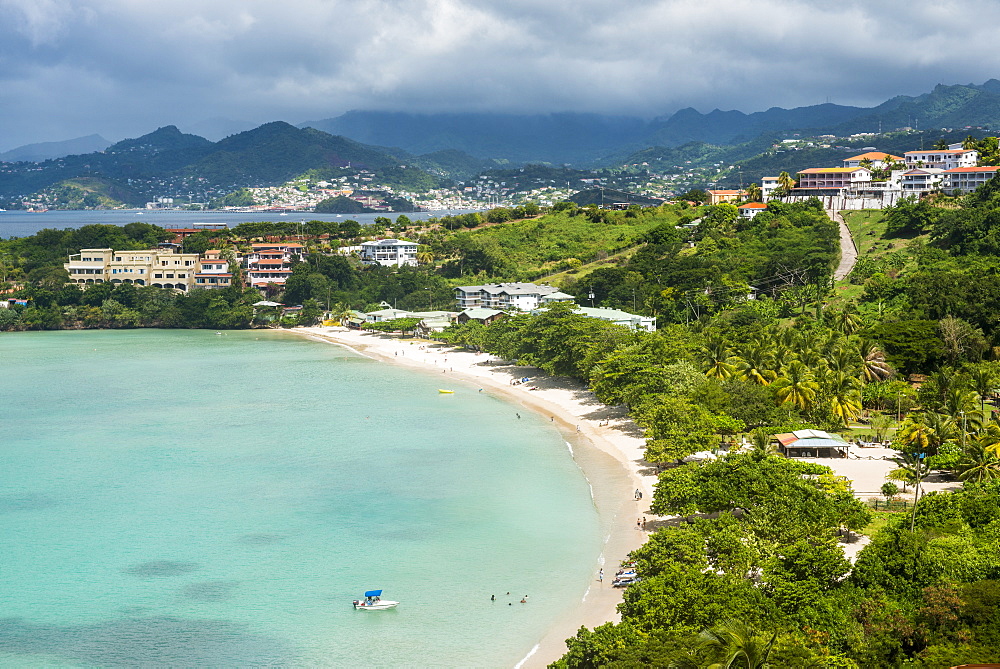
3,0,1000,150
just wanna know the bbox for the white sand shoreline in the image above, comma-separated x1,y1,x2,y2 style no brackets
285,326,659,667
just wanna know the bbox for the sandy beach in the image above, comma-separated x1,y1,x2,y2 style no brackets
289,326,656,667
285,326,943,665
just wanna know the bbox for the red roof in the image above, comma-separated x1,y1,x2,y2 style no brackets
844,151,902,162
945,166,1000,173
739,202,767,209
904,149,972,155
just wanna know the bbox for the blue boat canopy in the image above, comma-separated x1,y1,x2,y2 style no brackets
364,590,383,597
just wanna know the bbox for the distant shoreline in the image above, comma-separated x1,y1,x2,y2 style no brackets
286,326,660,667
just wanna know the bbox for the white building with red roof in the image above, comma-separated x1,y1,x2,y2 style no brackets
737,202,767,219
904,148,978,170
943,166,1000,193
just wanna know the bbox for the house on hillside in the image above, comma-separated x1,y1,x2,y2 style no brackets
904,148,978,170
194,256,232,290
901,168,946,195
796,167,872,190
359,238,418,267
738,202,767,219
706,189,746,205
842,152,903,168
760,177,780,200
454,283,574,311
943,166,1000,193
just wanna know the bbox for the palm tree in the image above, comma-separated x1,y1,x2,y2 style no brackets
830,307,863,336
957,430,1000,482
416,246,435,266
772,360,820,411
898,412,958,457
698,619,777,669
330,302,353,327
966,364,999,414
856,339,894,383
748,428,778,457
735,347,777,386
828,371,863,427
745,182,762,203
777,171,796,193
943,386,980,422
702,339,737,380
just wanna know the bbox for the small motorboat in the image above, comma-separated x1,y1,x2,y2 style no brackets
438,389,454,394
353,590,398,610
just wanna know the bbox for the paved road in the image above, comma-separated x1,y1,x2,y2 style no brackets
830,209,858,281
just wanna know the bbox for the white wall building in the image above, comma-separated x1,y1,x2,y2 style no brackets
574,306,656,332
904,149,978,170
901,168,946,195
454,282,574,311
360,239,418,267
943,166,1000,193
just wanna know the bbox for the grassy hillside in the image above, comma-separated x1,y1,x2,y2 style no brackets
431,203,699,279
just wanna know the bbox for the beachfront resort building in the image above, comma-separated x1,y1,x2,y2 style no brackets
359,239,418,267
573,306,656,332
454,283,575,312
194,253,233,290
243,243,304,287
64,248,202,291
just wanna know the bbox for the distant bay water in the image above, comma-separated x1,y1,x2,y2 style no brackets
0,209,481,239
0,329,602,667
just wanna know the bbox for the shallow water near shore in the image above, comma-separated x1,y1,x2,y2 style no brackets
0,329,602,667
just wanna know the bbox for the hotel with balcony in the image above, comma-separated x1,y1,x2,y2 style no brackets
64,248,201,291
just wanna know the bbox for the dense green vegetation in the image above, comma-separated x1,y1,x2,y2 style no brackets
8,168,1000,664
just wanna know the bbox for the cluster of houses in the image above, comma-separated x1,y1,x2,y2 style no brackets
335,282,656,335
707,143,1000,211
63,237,420,292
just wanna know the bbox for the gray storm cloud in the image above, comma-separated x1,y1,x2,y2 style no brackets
2,0,1000,148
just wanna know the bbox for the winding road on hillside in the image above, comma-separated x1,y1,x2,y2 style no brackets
830,209,858,281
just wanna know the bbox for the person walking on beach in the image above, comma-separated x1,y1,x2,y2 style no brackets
598,568,603,582
643,516,647,529
636,518,641,530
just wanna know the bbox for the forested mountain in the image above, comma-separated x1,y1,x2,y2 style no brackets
0,134,111,162
0,123,445,207
302,82,1000,166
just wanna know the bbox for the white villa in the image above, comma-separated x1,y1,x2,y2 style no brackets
360,239,418,267
904,148,978,170
454,282,575,311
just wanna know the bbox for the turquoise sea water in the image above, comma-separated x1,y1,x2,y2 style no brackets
0,330,602,667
